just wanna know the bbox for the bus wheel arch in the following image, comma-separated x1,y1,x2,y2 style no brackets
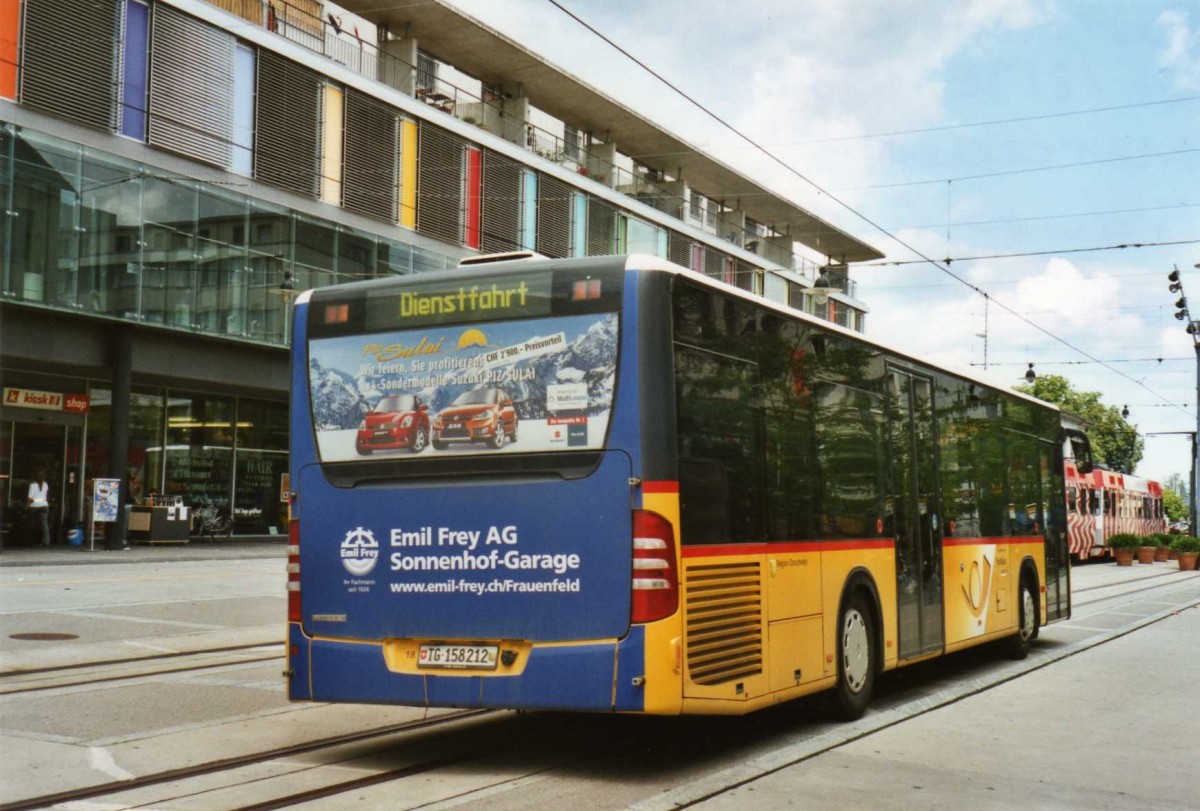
1005,559,1041,660
832,570,882,721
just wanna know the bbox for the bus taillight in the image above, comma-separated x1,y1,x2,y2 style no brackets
287,519,301,623
631,510,678,624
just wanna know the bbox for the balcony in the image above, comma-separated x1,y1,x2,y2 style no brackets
196,0,863,276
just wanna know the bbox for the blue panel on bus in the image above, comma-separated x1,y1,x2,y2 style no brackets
298,451,633,642
479,642,615,710
307,638,427,705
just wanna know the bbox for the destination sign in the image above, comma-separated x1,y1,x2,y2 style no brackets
365,275,553,330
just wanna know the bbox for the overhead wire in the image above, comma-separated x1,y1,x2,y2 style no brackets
863,239,1200,267
541,0,1193,419
626,94,1200,155
893,202,1200,232
843,147,1200,191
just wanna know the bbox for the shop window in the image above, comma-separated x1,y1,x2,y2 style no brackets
234,399,288,534
164,392,234,510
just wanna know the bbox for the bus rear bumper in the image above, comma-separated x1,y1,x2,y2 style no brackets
288,623,648,712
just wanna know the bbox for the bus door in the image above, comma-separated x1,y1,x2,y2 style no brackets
887,368,944,659
1042,442,1069,621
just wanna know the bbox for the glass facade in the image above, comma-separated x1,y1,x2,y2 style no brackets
0,123,457,347
0,367,289,539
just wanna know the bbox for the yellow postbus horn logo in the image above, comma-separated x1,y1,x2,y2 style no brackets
458,329,488,349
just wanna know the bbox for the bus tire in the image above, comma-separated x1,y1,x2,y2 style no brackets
1005,574,1038,660
833,593,876,721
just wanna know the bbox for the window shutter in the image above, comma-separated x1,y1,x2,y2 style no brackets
668,231,691,268
736,261,758,293
416,123,465,244
343,89,398,222
536,174,571,259
255,50,321,198
586,197,617,256
20,0,118,129
704,249,725,279
149,6,234,168
481,150,521,253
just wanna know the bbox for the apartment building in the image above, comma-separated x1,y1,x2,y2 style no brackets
0,0,882,544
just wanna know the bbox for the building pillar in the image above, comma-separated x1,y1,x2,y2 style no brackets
380,37,418,95
107,327,132,550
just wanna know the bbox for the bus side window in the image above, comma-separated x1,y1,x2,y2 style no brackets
678,459,730,544
673,344,763,544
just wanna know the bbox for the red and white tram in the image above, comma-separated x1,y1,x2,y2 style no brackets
1065,463,1166,561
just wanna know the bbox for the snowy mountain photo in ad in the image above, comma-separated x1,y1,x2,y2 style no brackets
308,312,619,462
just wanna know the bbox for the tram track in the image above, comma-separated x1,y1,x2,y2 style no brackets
632,576,1200,811
1072,565,1187,595
0,642,284,696
3,569,1194,810
1069,568,1196,614
0,708,494,811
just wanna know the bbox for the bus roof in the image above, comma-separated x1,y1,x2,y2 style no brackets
616,254,1058,414
296,253,1058,414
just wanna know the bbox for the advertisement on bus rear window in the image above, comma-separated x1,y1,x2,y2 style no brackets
308,312,618,461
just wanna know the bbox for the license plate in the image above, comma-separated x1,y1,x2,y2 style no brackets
417,644,498,669
374,429,390,437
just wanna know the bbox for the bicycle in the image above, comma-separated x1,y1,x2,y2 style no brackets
192,498,235,541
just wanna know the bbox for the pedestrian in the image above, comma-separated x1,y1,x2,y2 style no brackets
26,469,50,547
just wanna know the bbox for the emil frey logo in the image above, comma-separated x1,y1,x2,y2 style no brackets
340,527,380,576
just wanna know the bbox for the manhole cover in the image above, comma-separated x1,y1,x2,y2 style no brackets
9,633,79,641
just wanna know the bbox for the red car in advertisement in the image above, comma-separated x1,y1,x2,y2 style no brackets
356,394,431,455
432,387,519,451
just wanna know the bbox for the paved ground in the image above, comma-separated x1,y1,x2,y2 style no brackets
2,544,1197,810
694,601,1200,811
0,539,286,567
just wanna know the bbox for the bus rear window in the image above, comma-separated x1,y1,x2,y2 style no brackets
307,270,620,464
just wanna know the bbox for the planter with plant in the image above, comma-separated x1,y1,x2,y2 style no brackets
1151,533,1173,562
1106,533,1142,566
1135,535,1160,564
1169,536,1200,571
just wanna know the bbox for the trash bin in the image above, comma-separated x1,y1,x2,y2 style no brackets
66,525,84,546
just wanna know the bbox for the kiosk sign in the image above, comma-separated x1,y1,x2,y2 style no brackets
3,387,89,413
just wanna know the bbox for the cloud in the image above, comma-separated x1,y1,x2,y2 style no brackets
1158,9,1200,92
1012,258,1129,330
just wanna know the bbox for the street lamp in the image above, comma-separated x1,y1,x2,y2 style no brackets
1167,263,1200,533
1024,363,1036,384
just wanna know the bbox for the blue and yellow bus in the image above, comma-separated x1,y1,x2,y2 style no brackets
286,254,1088,719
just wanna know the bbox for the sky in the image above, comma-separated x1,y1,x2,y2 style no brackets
445,0,1200,484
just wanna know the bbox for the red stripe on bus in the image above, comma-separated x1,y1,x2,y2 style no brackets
641,481,679,494
681,539,894,558
942,536,1043,547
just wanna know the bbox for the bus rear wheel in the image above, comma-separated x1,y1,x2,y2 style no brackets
1005,577,1038,660
833,593,876,721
